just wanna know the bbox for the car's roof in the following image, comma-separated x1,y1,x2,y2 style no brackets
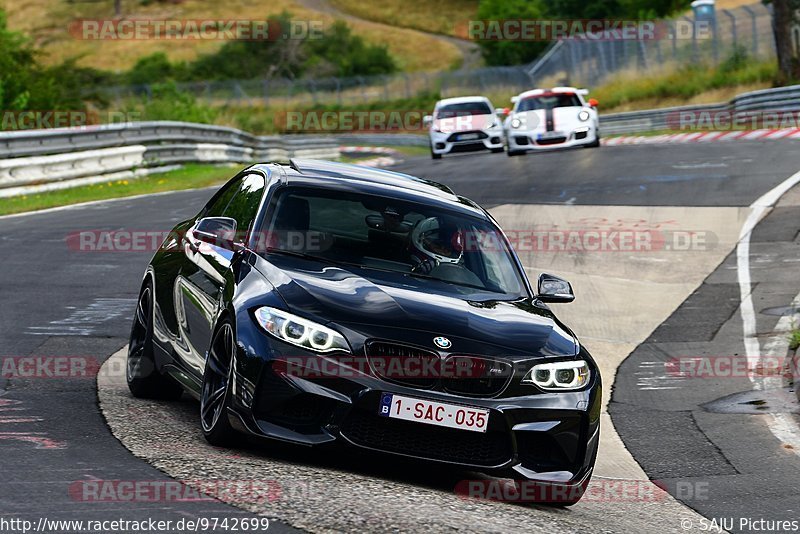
435,96,491,107
516,87,587,99
265,159,486,218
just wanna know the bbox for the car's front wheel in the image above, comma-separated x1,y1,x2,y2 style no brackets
200,320,238,446
127,280,183,400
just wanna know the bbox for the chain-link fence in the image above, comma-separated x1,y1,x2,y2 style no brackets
527,3,776,88
94,3,775,108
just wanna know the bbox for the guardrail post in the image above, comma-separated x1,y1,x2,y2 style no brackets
682,16,698,63
741,5,758,57
670,21,678,59
722,10,738,49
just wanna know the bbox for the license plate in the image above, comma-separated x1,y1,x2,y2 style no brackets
379,393,489,433
457,133,479,141
538,131,564,140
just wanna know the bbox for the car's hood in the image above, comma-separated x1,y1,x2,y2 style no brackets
510,107,587,132
253,255,578,358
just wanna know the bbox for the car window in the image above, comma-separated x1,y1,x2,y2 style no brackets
437,101,492,118
222,174,266,236
259,187,526,298
202,177,242,218
518,94,582,112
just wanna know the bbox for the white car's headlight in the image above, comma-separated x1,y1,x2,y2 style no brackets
511,117,523,129
254,307,350,353
578,110,591,122
523,360,590,390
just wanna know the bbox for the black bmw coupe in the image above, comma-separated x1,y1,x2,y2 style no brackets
126,159,601,504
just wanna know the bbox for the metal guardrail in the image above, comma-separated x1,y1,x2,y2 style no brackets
599,84,800,135
2,82,800,191
0,121,341,190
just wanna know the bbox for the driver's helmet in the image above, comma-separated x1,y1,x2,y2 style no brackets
410,217,464,273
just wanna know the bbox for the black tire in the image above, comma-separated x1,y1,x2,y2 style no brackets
431,150,442,160
200,321,238,446
491,147,505,153
127,280,184,400
585,132,601,148
507,149,523,157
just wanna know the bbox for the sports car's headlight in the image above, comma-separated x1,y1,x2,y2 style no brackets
523,360,590,390
511,117,523,129
578,110,591,122
254,307,350,353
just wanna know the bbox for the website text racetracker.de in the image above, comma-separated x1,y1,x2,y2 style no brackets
0,517,269,533
67,229,716,253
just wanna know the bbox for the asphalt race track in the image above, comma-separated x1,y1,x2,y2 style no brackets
2,141,799,533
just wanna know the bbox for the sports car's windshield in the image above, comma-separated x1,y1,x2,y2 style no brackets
518,94,582,111
257,187,526,297
436,101,493,118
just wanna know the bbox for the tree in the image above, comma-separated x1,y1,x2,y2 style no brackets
769,0,800,82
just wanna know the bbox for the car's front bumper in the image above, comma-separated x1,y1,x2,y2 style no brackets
507,125,597,151
227,342,601,489
429,129,504,155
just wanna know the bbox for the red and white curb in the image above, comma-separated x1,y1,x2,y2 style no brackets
339,146,402,168
604,129,800,146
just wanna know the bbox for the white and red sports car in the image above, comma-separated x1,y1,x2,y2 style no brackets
503,87,600,156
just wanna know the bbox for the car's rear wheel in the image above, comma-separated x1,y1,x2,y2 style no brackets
200,321,238,446
127,281,183,400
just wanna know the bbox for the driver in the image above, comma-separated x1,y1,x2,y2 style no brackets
410,217,464,274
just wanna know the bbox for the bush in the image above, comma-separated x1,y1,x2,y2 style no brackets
131,82,217,124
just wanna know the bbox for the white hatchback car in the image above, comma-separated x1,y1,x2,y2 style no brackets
503,87,600,156
424,96,505,159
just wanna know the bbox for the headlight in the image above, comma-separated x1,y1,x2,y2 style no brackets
523,360,590,390
254,307,350,353
578,110,590,122
511,117,523,129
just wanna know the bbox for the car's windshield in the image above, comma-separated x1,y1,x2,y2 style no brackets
517,94,582,112
436,101,493,118
257,187,526,298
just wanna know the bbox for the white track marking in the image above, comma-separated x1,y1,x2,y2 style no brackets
737,169,800,454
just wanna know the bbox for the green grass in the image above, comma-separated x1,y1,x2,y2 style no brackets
0,146,431,216
594,57,778,112
329,0,478,37
790,329,800,351
0,164,236,217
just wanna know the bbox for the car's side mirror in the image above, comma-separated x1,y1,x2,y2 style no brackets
423,115,434,127
193,217,240,250
588,98,599,108
537,273,575,303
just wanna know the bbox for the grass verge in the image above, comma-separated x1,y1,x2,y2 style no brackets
0,146,429,216
0,164,236,217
